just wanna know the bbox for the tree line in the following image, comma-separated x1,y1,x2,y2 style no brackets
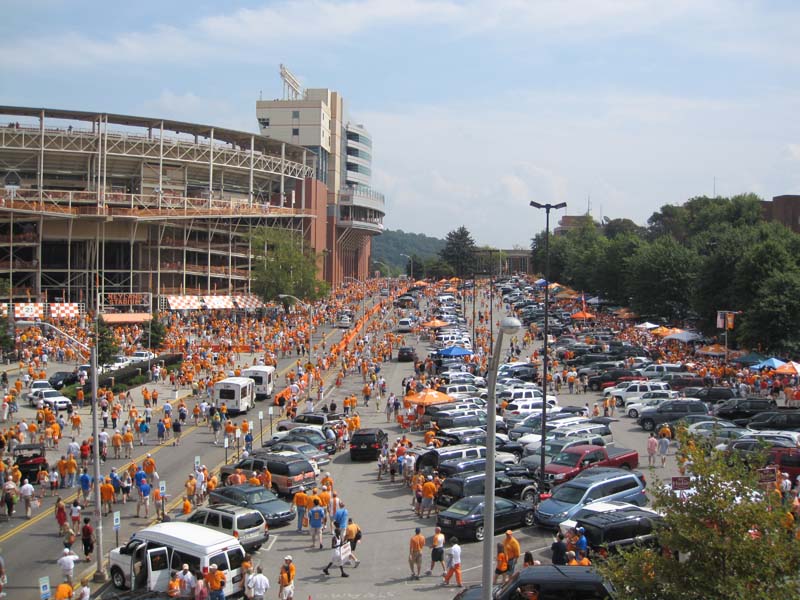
530,194,800,354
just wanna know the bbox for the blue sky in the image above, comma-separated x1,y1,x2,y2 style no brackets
2,0,799,246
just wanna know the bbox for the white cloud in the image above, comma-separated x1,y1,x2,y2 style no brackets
788,144,800,162
2,0,796,70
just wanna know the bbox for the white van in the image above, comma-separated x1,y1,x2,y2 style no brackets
213,377,255,415
241,366,276,401
109,522,246,595
397,318,414,333
640,363,683,378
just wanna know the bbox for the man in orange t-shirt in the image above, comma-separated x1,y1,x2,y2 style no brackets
204,564,226,600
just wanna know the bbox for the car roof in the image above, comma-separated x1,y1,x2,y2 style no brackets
137,522,240,551
570,469,637,485
516,565,606,585
578,508,663,527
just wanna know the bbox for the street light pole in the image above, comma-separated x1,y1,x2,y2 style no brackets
16,320,106,582
529,201,566,493
482,316,521,600
400,253,412,280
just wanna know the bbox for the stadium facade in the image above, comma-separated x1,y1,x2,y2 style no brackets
0,105,379,315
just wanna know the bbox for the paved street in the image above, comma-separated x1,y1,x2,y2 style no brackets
0,292,680,599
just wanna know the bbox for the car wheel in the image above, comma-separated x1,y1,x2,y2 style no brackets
521,487,537,504
111,567,127,589
251,544,262,551
474,525,485,541
277,426,287,432
628,409,638,419
642,419,655,432
523,511,535,527
615,397,624,407
590,383,600,391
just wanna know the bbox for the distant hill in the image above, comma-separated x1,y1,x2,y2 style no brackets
371,229,445,270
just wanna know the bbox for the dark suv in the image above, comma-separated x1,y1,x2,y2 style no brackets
693,387,736,405
713,397,775,422
435,471,539,508
637,400,708,432
349,428,388,460
453,565,614,600
576,508,663,557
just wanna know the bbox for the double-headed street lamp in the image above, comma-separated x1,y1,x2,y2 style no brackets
482,315,521,600
16,320,105,582
529,200,566,493
278,294,313,360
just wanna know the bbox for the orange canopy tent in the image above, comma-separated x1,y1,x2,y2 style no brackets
775,361,800,375
571,311,596,319
405,388,454,406
444,287,458,293
414,280,428,286
423,319,450,328
696,344,726,356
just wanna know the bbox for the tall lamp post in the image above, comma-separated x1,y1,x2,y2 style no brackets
529,201,566,493
482,315,521,600
17,320,105,582
278,295,314,360
400,253,413,280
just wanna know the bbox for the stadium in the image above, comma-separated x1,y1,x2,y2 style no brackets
0,106,333,318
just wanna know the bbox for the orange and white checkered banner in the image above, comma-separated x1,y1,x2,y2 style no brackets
48,303,85,319
14,303,45,320
203,296,235,310
166,296,202,310
0,304,6,318
233,295,265,309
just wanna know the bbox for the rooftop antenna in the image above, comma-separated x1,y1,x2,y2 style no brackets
259,90,263,101
586,194,591,216
280,64,303,101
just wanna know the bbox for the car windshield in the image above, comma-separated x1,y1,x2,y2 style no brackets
42,391,60,398
541,442,566,456
447,499,480,516
550,452,581,467
551,484,586,504
244,489,278,503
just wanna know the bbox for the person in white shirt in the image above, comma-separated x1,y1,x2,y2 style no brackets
57,548,81,584
443,537,463,587
247,566,270,600
18,479,35,518
177,563,197,598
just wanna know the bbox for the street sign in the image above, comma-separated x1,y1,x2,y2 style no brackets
268,407,273,415
224,437,229,449
113,510,121,530
671,476,691,491
249,421,254,430
235,428,242,438
758,467,777,484
194,455,201,469
258,411,264,420
39,576,51,600
159,480,167,495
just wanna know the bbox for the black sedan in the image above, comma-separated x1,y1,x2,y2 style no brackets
48,371,78,390
397,347,418,362
208,484,295,527
436,495,535,542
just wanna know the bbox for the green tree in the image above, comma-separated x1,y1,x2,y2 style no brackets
598,433,800,600
96,323,119,366
439,226,476,278
626,237,700,320
562,222,608,292
738,269,800,354
142,315,166,350
530,232,570,283
602,217,645,239
423,257,454,280
251,228,327,301
594,233,643,304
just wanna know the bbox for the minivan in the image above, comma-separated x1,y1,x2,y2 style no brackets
534,471,648,528
637,400,709,432
435,471,539,508
397,318,414,333
640,363,684,379
109,522,246,594
550,423,614,447
182,504,269,551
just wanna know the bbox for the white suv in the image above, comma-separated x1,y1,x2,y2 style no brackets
613,382,671,407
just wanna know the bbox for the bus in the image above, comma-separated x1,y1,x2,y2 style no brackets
241,366,276,401
213,377,255,415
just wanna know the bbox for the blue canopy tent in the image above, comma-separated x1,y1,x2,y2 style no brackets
534,278,548,286
438,346,473,357
753,357,786,371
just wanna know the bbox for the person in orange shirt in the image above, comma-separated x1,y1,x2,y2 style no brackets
421,476,437,518
204,564,226,599
294,490,308,533
409,527,426,579
258,468,272,490
182,496,192,515
167,571,181,597
122,430,134,458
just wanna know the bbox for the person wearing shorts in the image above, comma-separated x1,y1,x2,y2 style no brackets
428,526,446,575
